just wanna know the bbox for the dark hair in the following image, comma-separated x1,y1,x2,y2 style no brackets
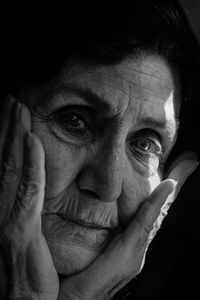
1,0,200,155
1,1,199,86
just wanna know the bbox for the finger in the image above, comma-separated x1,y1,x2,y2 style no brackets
122,179,176,247
165,151,198,178
0,100,31,184
59,183,176,299
20,102,32,136
0,102,23,222
0,101,32,218
15,130,46,222
166,151,199,201
0,95,16,157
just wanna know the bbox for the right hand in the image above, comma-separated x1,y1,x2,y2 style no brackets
0,96,59,300
58,154,199,300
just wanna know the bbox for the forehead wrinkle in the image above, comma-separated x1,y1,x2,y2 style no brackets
63,65,131,116
121,76,166,98
124,65,162,80
131,91,179,138
118,68,174,105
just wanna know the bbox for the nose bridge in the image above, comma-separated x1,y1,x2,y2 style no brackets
78,132,126,202
91,136,125,201
98,138,123,182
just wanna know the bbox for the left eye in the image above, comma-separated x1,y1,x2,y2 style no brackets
131,138,162,156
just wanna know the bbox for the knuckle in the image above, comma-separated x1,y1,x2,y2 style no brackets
135,235,148,252
1,226,25,251
143,222,154,237
23,163,39,180
23,161,38,173
0,162,19,185
19,177,42,197
135,223,153,252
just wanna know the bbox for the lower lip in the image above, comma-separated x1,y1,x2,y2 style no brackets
42,214,111,251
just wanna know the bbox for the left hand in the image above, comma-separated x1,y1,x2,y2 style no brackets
58,154,199,300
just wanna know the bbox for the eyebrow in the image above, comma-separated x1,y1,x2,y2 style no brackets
43,84,180,136
137,116,180,142
138,116,180,131
49,84,113,114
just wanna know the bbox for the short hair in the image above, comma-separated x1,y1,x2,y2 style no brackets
1,0,199,87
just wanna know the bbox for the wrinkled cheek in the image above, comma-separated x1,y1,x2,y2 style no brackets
118,171,161,226
44,147,75,199
32,122,80,199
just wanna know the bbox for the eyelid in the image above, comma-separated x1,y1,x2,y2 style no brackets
129,128,162,143
52,105,95,126
52,104,94,116
128,129,166,155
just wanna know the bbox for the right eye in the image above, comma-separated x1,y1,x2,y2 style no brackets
51,105,96,145
57,110,88,131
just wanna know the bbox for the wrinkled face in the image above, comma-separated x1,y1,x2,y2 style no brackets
20,53,180,275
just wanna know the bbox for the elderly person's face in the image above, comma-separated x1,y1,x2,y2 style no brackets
19,53,179,275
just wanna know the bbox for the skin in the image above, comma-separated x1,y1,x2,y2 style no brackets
0,52,199,299
26,53,179,274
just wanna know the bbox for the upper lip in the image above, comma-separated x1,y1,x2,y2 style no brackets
56,213,114,230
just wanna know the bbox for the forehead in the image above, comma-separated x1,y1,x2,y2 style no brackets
56,54,178,122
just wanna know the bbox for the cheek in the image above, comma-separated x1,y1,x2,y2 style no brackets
118,171,161,225
45,145,74,198
32,122,83,198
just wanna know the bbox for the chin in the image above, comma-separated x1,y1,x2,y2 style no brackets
47,241,101,275
42,213,111,275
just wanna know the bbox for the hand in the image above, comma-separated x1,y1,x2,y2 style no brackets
0,96,59,300
58,154,199,300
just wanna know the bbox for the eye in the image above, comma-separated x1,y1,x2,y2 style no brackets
59,111,86,130
31,104,95,146
136,139,152,152
130,137,162,157
52,105,93,134
51,106,95,144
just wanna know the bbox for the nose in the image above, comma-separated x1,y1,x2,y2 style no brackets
77,139,125,202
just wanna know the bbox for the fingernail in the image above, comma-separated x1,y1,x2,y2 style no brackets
16,101,21,111
5,94,16,104
25,131,32,148
3,95,16,108
14,101,22,126
20,103,31,131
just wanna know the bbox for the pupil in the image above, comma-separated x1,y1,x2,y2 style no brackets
68,114,81,126
138,140,150,151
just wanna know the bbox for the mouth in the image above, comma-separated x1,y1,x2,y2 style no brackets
42,213,117,251
56,213,111,231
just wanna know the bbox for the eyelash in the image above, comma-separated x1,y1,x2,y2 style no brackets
37,106,94,144
56,112,164,167
33,105,164,162
55,110,89,133
129,137,163,158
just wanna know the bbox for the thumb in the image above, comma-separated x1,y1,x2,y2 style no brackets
165,151,199,205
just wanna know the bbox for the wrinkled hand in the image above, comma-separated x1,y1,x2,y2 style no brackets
0,97,59,300
58,156,199,299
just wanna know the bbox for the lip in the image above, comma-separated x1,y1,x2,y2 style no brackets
42,213,114,251
56,213,111,230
